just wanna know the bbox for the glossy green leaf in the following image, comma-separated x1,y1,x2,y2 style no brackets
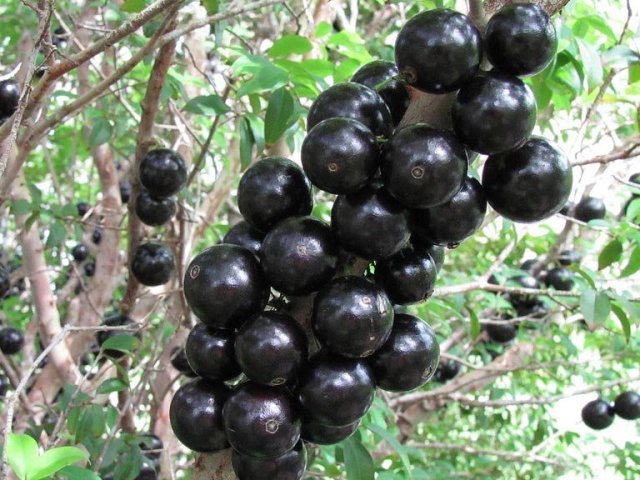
6,433,38,480
368,425,413,479
264,87,295,145
101,334,139,356
46,221,66,248
201,0,219,14
29,447,88,480
239,116,255,170
184,95,230,115
621,245,640,277
580,289,610,326
11,199,32,216
57,466,102,480
121,0,146,13
89,118,113,147
97,378,129,394
269,35,313,57
342,436,375,480
469,309,481,340
598,239,622,270
611,302,631,343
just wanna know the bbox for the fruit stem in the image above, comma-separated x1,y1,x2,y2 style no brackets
468,0,488,31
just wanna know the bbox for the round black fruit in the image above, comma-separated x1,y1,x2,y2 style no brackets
507,274,540,309
433,360,460,383
76,201,90,217
369,314,440,392
482,137,573,223
223,221,265,257
395,9,481,94
92,228,102,244
374,246,437,305
238,157,313,233
139,149,187,198
544,267,574,291
134,465,156,480
120,180,132,204
306,82,392,137
0,79,20,117
613,391,640,420
558,249,581,266
301,117,379,194
296,351,375,426
0,327,24,355
96,314,140,359
169,347,197,377
351,60,410,125
301,420,359,445
485,3,557,76
581,399,614,430
313,276,393,358
412,176,487,247
235,311,308,386
169,378,230,452
84,261,96,277
183,244,268,329
131,243,174,286
331,184,410,260
574,196,606,223
260,216,338,296
52,26,68,49
486,318,518,343
232,440,307,480
0,265,10,298
135,191,176,226
185,323,240,381
138,433,163,459
381,124,468,208
223,382,301,459
452,70,537,155
71,244,89,262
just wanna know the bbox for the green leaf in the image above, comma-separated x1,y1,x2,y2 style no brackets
342,436,375,480
201,0,219,14
598,239,622,270
621,246,640,277
575,38,603,91
580,289,610,326
264,87,295,145
611,303,631,344
6,433,38,480
235,64,289,97
183,95,230,116
11,199,32,216
101,335,139,356
469,309,481,340
367,425,413,479
75,405,106,443
29,447,88,480
121,0,146,13
239,117,254,170
573,266,596,290
602,45,640,67
315,21,332,38
269,35,313,57
88,118,113,147
46,221,66,249
96,378,128,394
57,466,101,480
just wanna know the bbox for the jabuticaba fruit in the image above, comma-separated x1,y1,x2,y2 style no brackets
232,440,307,480
374,246,437,305
185,323,241,381
139,149,187,198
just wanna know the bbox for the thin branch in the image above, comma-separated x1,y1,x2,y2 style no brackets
572,137,640,166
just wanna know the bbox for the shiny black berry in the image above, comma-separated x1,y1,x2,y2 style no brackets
544,267,574,291
238,157,313,233
77,201,90,217
84,261,96,277
0,79,20,118
170,347,197,377
92,228,102,244
581,399,614,430
302,118,379,194
482,137,572,223
351,60,409,125
0,327,24,355
381,124,468,208
232,440,307,480
223,382,301,459
395,9,481,93
183,244,268,329
613,391,640,420
301,420,359,445
369,314,439,392
135,191,176,226
0,375,8,397
139,149,187,198
170,379,230,452
574,196,606,223
374,246,437,305
452,70,537,155
138,433,163,459
235,312,307,386
131,243,174,286
485,3,557,77
558,249,581,266
433,360,460,383
223,221,265,257
307,83,393,137
313,276,393,358
507,274,540,310
71,244,89,263
486,317,518,343
260,216,338,296
185,324,240,381
120,180,132,204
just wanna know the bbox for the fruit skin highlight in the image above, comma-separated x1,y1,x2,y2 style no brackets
131,243,175,286
139,149,187,198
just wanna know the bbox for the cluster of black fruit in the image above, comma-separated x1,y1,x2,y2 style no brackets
582,391,640,430
167,4,573,478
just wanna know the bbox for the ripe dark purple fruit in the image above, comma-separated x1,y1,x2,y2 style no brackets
260,216,338,296
613,391,640,420
232,440,307,480
374,246,437,305
92,228,102,244
134,465,156,480
581,399,614,430
306,83,393,137
186,324,240,381
301,420,359,445
452,70,537,155
411,238,445,272
139,149,187,198
223,383,301,459
0,79,20,117
558,249,581,266
482,137,573,223
0,265,10,298
412,176,487,247
76,201,90,217
381,124,468,208
507,274,540,310
574,196,606,223
120,180,132,204
486,318,518,343
351,60,410,125
433,360,460,383
485,3,557,77
395,9,481,94
296,351,375,426
138,433,163,459
332,184,410,260
301,118,379,194
71,244,89,263
369,314,439,392
0,327,24,355
170,347,197,377
131,243,174,286
84,261,96,277
170,379,230,452
135,191,176,226
183,244,268,329
313,276,393,358
223,221,265,257
235,312,307,386
96,314,140,359
544,267,574,291
238,157,313,233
